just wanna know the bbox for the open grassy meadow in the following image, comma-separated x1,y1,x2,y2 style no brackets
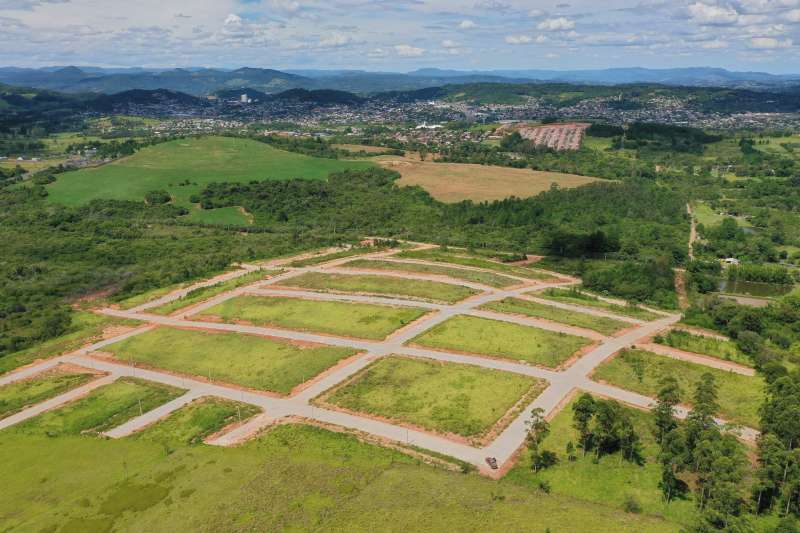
132,398,261,447
322,356,545,439
592,349,764,427
45,136,373,208
397,248,555,280
105,327,358,395
411,315,592,368
0,366,96,419
343,258,520,288
654,330,752,367
196,295,429,340
277,272,479,304
482,297,629,336
15,377,185,436
377,155,600,202
535,288,660,320
0,423,679,532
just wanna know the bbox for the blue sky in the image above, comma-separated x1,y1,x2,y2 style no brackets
1,0,799,73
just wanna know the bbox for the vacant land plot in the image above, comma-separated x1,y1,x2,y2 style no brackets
593,349,764,427
412,315,591,368
482,298,629,336
15,377,185,436
506,396,696,526
197,295,428,340
105,327,357,395
0,366,96,419
132,398,261,446
322,356,545,439
397,248,554,280
46,136,373,207
377,155,600,202
535,288,660,321
343,259,519,288
149,269,280,315
277,272,479,304
289,247,377,267
654,330,752,367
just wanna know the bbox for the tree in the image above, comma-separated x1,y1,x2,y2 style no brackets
659,428,688,503
686,373,720,452
653,375,682,444
572,393,596,456
753,433,788,513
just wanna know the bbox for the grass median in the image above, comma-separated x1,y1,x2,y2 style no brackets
481,297,629,336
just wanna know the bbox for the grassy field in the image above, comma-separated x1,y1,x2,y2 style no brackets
0,366,96,420
654,330,752,367
482,297,629,336
323,356,545,439
505,396,696,526
593,349,764,427
289,247,377,267
0,311,140,375
15,377,185,436
105,327,357,395
377,155,600,202
132,398,261,447
343,258,520,288
0,424,679,532
411,315,592,368
277,272,479,304
535,288,660,320
397,248,555,280
693,201,753,229
197,295,428,340
149,269,280,315
46,136,373,208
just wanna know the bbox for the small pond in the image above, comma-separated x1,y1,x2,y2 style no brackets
718,279,795,298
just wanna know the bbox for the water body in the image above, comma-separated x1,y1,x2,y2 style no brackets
718,279,795,298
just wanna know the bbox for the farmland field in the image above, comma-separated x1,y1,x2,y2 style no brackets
0,366,96,419
322,356,545,439
411,315,592,368
104,327,358,395
277,271,479,303
377,155,600,202
196,295,429,340
592,349,764,427
342,258,520,288
481,297,629,335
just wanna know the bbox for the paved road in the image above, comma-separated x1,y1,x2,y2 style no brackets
102,390,201,438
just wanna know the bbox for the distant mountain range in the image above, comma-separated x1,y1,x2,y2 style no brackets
1,66,798,96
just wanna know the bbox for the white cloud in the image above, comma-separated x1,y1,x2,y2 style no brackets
537,17,575,31
458,19,476,29
269,0,300,13
319,32,353,48
701,38,729,48
505,34,532,44
441,39,458,48
749,36,793,47
394,44,425,56
787,8,800,20
687,2,739,25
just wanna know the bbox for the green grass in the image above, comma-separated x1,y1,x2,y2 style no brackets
15,377,185,436
396,248,555,280
505,396,697,526
593,349,764,427
411,315,592,368
654,330,752,367
149,269,280,315
0,424,679,532
693,201,752,229
289,247,377,267
0,311,140,375
197,295,428,340
323,356,545,439
117,280,195,310
277,272,479,304
0,367,96,419
105,327,358,395
535,288,660,321
132,398,261,447
343,259,520,288
482,297,629,336
46,136,373,207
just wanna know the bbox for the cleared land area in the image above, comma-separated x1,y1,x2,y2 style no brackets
322,356,545,439
45,136,373,208
482,297,629,336
288,247,377,267
105,327,358,395
149,269,280,315
0,424,677,532
397,248,555,280
196,295,429,340
132,398,261,446
333,143,389,153
593,349,764,427
343,258,519,288
14,377,185,436
654,330,752,367
535,288,660,320
377,155,599,202
0,366,96,419
411,315,592,368
276,271,479,304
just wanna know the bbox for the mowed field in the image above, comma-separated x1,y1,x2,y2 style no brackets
376,154,601,202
